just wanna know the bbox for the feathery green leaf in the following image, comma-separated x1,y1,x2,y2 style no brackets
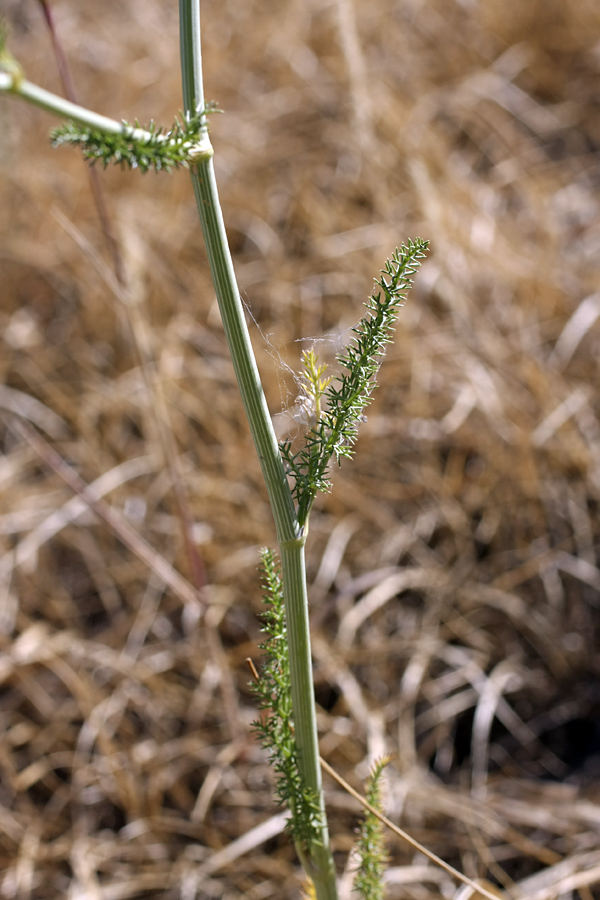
50,104,220,172
251,548,326,853
281,239,429,526
354,757,390,900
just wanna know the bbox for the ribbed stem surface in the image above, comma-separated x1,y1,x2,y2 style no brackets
178,3,338,897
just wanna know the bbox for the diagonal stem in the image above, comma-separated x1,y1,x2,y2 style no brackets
0,73,155,140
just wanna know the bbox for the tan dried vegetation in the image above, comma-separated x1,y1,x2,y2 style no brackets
1,0,600,897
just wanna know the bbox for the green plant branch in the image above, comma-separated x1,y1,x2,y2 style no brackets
0,72,216,171
1,72,149,137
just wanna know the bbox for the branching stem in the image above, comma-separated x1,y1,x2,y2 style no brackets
1,72,151,139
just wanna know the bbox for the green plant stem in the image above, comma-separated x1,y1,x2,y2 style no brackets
0,72,152,139
187,155,297,541
280,542,336,895
178,2,337,897
179,2,295,544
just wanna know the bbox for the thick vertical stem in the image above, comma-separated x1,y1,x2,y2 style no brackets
188,156,299,545
179,0,337,900
178,3,338,896
179,0,297,546
281,541,337,898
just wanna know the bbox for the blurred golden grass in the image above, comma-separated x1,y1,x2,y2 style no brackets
1,0,600,897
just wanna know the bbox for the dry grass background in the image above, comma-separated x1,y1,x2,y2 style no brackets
1,0,600,897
